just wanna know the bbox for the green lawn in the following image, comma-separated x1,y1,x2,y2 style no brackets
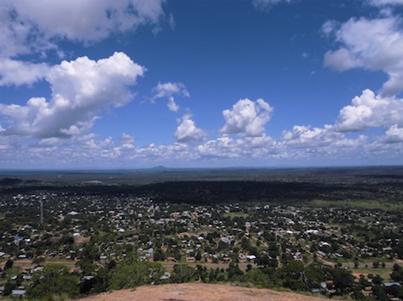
352,268,392,280
310,199,403,211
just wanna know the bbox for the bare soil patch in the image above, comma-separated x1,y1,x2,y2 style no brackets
78,283,327,301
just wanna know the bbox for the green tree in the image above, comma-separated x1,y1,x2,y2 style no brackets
28,264,80,300
304,263,325,289
280,260,306,291
77,258,96,275
244,268,270,288
330,268,355,294
109,261,163,290
171,264,196,283
227,262,244,281
3,280,16,296
3,259,13,271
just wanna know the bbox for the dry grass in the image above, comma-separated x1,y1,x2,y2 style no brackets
78,283,328,301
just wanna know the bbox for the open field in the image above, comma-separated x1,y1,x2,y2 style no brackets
0,259,77,272
352,268,392,280
310,199,403,211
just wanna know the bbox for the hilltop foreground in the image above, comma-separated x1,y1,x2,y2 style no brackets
79,283,326,301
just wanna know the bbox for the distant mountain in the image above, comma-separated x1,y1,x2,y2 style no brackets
149,165,168,171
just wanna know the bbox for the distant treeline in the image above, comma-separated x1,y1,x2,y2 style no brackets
359,174,403,179
0,177,24,186
2,179,401,204
137,181,348,204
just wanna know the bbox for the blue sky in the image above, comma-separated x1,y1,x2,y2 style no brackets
1,0,403,168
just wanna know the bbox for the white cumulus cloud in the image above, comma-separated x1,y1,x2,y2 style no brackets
336,89,403,132
152,81,189,112
384,125,403,142
0,52,144,138
324,16,403,95
253,0,293,10
368,0,403,6
1,0,167,46
175,114,206,143
167,97,180,112
152,81,190,100
0,0,167,86
221,98,273,137
282,124,367,155
0,59,50,86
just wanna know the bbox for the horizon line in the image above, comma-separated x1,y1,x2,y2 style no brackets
0,164,403,172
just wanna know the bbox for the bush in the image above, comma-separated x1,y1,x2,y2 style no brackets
171,264,196,283
28,264,80,300
109,261,164,290
243,268,271,288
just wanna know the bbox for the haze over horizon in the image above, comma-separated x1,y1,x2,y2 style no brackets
2,164,403,172
1,0,403,168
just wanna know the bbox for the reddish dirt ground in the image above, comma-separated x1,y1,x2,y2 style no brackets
78,283,327,301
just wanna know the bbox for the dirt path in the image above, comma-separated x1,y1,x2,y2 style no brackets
79,283,328,301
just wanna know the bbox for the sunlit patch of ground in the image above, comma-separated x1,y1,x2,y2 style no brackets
79,283,329,301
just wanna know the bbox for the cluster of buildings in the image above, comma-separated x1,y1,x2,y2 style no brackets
1,191,403,298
